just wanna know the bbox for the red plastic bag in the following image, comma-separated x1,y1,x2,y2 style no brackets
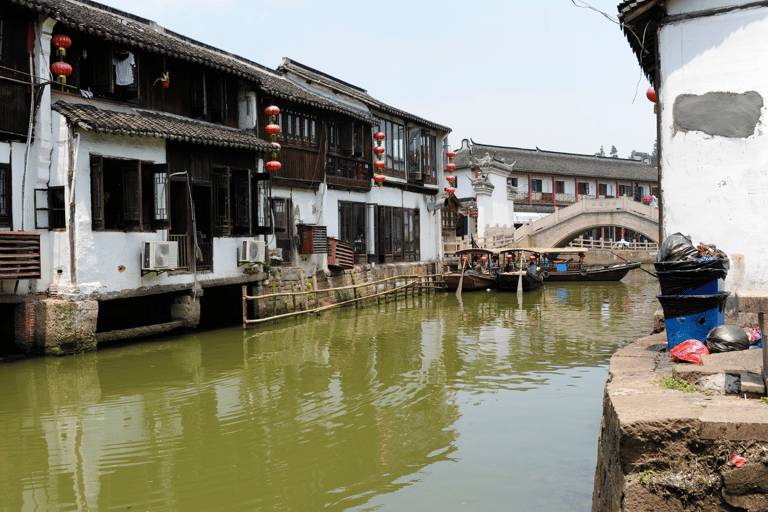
670,339,709,364
732,454,747,467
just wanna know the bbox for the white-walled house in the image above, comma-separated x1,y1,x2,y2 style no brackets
0,0,451,355
619,0,768,291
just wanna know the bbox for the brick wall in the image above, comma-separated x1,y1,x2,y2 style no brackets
14,299,35,350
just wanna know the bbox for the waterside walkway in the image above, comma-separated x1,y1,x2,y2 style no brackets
592,333,768,511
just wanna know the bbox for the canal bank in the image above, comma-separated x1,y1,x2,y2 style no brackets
592,330,768,511
7,262,441,359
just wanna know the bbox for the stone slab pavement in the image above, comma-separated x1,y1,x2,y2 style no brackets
607,332,768,441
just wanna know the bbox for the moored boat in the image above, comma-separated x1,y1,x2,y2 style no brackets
497,248,544,292
443,248,499,292
538,249,640,281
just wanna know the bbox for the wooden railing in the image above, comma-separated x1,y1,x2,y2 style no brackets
242,273,444,327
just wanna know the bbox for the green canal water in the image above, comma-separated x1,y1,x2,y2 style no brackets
0,267,660,511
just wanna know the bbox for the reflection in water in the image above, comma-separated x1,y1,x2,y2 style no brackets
0,267,659,511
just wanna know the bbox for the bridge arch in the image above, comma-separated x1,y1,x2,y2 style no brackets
512,197,659,248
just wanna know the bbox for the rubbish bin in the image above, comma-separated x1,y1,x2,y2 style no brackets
656,292,730,350
654,258,728,295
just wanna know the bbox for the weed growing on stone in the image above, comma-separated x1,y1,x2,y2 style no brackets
658,365,698,393
759,397,768,405
638,470,657,484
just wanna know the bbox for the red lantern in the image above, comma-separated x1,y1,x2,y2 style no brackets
446,186,456,194
446,175,455,183
265,105,280,117
374,160,385,169
265,124,281,136
52,34,72,57
373,132,385,141
505,254,512,260
446,162,456,171
373,174,386,187
266,160,281,172
529,255,536,261
446,150,456,159
51,61,73,84
646,86,657,103
374,145,385,155
462,256,469,261
270,142,281,152
481,256,488,262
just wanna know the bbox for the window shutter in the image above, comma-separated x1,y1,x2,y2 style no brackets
340,122,354,155
252,171,271,235
213,168,231,236
414,209,420,261
191,70,206,116
233,170,250,230
92,44,114,95
122,160,141,224
90,155,104,229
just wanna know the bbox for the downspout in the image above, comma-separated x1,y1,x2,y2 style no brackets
68,128,80,286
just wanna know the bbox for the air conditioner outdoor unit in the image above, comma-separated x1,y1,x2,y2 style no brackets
239,240,265,264
142,241,178,271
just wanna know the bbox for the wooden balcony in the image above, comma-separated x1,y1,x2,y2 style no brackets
0,231,41,280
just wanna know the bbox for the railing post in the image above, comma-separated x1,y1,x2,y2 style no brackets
242,285,248,328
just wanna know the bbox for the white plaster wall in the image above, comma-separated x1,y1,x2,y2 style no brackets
0,143,9,164
667,0,746,16
659,6,768,290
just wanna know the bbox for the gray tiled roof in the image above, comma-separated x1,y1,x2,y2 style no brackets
11,0,376,124
53,100,272,150
454,141,658,182
617,0,663,85
278,58,451,133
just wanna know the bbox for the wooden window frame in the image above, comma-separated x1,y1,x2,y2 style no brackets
34,186,66,230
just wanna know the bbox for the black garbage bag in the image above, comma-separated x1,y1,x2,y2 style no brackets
657,292,729,318
657,232,699,262
705,325,751,353
655,266,728,295
654,258,730,273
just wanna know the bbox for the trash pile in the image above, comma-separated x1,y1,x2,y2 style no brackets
654,233,762,363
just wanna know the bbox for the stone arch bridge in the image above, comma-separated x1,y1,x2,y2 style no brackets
510,197,659,248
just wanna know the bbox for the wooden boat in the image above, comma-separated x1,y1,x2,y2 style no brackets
537,249,640,281
443,248,499,292
496,248,544,292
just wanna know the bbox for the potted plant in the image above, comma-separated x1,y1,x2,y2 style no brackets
153,71,170,88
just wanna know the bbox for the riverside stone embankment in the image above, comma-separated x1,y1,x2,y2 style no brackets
592,332,768,511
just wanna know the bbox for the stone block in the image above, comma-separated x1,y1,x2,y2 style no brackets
35,298,98,355
735,291,768,314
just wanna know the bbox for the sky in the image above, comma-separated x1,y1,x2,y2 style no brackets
93,0,657,159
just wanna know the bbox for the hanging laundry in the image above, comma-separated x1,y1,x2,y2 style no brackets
113,51,135,86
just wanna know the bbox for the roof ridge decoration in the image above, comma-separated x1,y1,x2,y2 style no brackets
469,148,517,172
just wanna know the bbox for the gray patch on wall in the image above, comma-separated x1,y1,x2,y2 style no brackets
673,91,763,138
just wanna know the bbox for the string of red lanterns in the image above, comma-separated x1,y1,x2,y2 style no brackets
264,105,282,172
373,131,386,187
445,150,456,195
51,34,72,84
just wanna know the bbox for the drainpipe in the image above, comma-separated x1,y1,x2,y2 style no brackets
68,128,80,286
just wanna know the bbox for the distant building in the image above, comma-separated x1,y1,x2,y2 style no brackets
451,139,658,240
